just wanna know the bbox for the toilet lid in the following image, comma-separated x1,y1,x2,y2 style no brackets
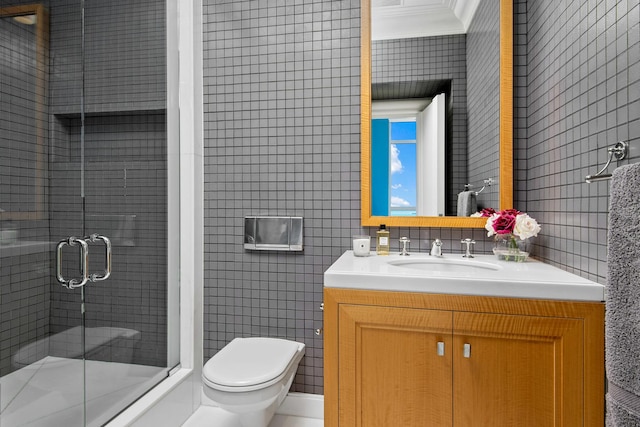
203,337,300,387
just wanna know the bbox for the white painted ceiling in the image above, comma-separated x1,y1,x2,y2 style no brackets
371,0,481,40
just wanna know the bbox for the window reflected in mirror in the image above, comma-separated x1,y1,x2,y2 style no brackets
372,96,446,217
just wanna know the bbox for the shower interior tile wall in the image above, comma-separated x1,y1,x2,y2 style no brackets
49,0,166,113
49,114,168,366
0,0,51,377
47,0,168,367
203,0,361,394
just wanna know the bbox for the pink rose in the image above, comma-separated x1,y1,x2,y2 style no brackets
491,211,518,235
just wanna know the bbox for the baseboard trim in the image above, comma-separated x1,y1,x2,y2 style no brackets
276,392,324,419
200,391,324,420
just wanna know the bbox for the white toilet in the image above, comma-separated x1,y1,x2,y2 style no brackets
202,337,305,427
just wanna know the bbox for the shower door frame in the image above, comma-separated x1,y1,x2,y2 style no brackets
103,0,204,423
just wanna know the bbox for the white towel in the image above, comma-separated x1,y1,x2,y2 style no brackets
606,162,640,425
456,191,477,217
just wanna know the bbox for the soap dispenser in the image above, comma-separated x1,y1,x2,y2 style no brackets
376,224,390,255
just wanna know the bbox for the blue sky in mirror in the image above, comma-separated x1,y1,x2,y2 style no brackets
389,121,416,216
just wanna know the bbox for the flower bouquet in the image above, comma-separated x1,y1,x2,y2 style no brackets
472,208,541,262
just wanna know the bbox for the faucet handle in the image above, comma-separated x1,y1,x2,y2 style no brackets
461,238,476,258
399,237,411,256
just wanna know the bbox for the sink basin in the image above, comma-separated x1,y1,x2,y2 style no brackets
388,257,501,272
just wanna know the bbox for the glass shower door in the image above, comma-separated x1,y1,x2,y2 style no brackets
0,0,173,425
59,0,171,424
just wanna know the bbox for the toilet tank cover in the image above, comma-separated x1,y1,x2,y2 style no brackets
203,337,302,387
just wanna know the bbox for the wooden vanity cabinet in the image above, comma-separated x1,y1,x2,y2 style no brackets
324,288,605,427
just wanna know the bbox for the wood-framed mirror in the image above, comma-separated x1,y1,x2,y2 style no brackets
0,4,48,221
361,0,513,228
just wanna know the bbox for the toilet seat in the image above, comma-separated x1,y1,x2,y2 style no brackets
203,337,301,392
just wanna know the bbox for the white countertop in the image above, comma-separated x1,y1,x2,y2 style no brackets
324,251,605,302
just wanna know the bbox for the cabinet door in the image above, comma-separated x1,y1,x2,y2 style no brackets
339,304,453,427
453,312,584,427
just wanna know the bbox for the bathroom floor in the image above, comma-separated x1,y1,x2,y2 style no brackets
182,406,323,427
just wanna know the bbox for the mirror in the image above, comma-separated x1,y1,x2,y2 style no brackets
0,4,48,221
361,0,513,228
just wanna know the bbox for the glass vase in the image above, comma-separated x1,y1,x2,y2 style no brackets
492,234,530,262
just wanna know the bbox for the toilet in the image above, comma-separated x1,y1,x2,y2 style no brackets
202,337,305,427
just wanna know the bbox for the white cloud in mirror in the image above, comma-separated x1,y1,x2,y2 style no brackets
390,144,403,174
391,197,411,207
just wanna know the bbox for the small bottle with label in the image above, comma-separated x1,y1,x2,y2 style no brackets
376,224,390,255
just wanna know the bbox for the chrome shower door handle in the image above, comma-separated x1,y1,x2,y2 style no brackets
56,237,90,289
87,234,112,282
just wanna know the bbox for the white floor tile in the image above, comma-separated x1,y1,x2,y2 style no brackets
181,406,323,427
269,414,323,427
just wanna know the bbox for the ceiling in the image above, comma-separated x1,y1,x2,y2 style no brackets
371,0,481,40
371,80,450,101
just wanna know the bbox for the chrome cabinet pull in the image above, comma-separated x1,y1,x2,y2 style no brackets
463,343,471,358
56,237,89,289
437,341,445,356
87,234,111,282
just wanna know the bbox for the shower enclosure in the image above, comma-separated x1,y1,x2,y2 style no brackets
0,0,178,425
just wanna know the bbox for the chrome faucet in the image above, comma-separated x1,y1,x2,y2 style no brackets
461,238,476,258
430,239,443,257
399,237,411,256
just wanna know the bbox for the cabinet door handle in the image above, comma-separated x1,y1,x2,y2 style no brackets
463,343,471,358
437,341,445,356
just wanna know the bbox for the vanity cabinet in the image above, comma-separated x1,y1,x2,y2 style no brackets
324,288,605,427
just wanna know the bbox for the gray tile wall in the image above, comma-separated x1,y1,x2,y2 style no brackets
202,0,637,394
518,0,639,283
202,0,361,394
372,35,468,214
467,0,501,210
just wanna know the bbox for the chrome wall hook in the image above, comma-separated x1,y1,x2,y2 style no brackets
585,141,628,183
464,177,493,195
